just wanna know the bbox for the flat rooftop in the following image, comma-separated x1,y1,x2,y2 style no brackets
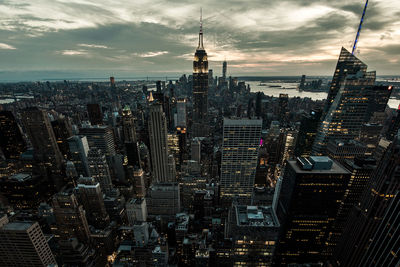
1,221,33,231
288,159,349,174
235,205,279,227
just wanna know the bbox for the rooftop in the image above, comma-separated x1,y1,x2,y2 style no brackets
235,205,279,227
1,221,34,231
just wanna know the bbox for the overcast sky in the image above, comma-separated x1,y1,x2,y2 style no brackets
0,0,399,79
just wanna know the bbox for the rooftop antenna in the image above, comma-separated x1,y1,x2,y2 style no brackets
197,7,204,49
352,0,369,55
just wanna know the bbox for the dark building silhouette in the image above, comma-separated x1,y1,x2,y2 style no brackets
21,107,64,189
51,116,73,158
294,110,321,157
0,110,26,159
333,132,400,266
278,93,289,126
274,157,350,265
87,103,103,125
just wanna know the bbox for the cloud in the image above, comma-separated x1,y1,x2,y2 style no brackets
0,42,16,49
78,43,108,49
0,0,399,76
59,49,88,56
133,51,169,58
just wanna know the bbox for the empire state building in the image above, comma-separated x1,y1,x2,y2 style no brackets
192,12,208,122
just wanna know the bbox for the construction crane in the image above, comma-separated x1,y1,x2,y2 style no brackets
352,0,369,55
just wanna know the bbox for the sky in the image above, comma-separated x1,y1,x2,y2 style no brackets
0,0,399,80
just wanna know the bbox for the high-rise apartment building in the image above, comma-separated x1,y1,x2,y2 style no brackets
220,118,262,201
0,221,56,266
148,103,172,182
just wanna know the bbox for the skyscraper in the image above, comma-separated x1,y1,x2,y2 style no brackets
79,125,116,157
52,189,91,244
311,49,391,155
87,103,103,125
274,157,350,265
222,60,227,80
192,12,208,122
220,118,262,201
0,220,56,266
87,148,113,194
21,107,64,188
176,98,187,128
0,110,26,159
278,93,289,125
68,135,90,177
333,131,400,266
294,110,322,157
148,102,172,182
122,105,137,143
75,176,110,229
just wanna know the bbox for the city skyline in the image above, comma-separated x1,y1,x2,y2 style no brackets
0,0,399,81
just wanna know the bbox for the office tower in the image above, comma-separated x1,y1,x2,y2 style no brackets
386,106,400,141
327,139,367,164
87,148,113,194
51,116,73,158
255,92,263,118
325,157,376,255
110,76,115,88
0,110,26,159
208,69,214,87
176,98,187,127
146,183,180,217
0,173,50,210
86,103,103,125
192,13,208,122
21,107,64,188
122,105,137,143
191,138,201,163
148,103,171,182
278,93,289,125
132,167,146,198
220,118,262,201
0,221,56,266
280,130,297,166
125,141,141,168
68,135,90,177
79,125,116,156
294,110,322,157
323,47,368,115
52,189,91,244
222,60,227,80
75,176,110,229
226,205,280,266
274,156,350,265
299,74,306,90
126,198,148,225
334,132,400,266
359,123,383,155
312,68,376,155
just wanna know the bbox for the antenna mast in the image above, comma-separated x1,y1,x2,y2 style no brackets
352,0,369,55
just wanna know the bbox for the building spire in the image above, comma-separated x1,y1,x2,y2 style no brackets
197,8,204,49
352,0,369,55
